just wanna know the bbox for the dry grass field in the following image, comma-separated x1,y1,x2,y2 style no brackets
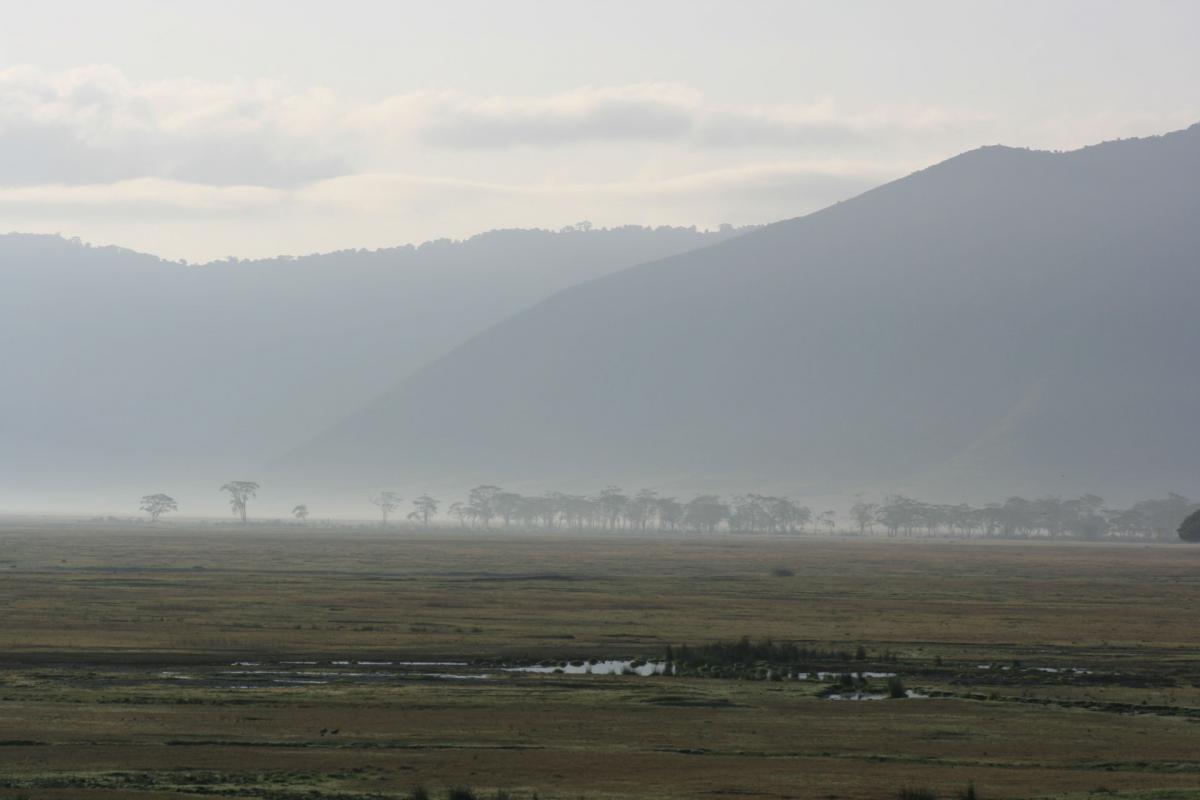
2,521,1200,799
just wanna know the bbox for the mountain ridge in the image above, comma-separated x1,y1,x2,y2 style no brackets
275,123,1200,504
0,223,753,505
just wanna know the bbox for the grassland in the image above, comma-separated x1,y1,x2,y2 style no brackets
2,521,1200,799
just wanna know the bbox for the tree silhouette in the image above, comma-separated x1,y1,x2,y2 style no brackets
850,497,878,536
684,495,728,532
220,481,259,523
1179,509,1200,542
371,491,402,525
139,493,177,522
448,501,469,527
386,485,1200,539
410,494,439,526
493,491,522,526
655,497,683,531
596,486,629,530
466,485,502,527
292,504,309,522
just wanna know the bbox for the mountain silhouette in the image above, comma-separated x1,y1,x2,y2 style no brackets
0,224,748,500
278,125,1200,503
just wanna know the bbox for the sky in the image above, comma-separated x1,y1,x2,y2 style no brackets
1,0,1198,261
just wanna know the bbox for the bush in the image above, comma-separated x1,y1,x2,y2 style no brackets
410,788,431,800
887,675,907,698
896,789,937,800
446,788,477,800
770,566,795,577
668,636,852,670
1178,509,1200,542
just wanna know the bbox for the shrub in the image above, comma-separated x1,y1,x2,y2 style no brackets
887,675,907,698
1178,509,1200,542
896,789,937,800
770,566,795,577
410,788,431,800
667,636,854,670
446,788,477,800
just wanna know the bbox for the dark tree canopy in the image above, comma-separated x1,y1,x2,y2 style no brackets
1179,509,1200,542
139,493,178,522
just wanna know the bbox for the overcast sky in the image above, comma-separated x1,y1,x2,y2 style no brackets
1,0,1198,261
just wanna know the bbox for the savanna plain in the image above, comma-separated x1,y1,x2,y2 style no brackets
2,522,1199,800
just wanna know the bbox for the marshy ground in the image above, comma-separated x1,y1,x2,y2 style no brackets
2,522,1199,799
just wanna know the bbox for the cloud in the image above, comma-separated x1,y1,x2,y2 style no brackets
413,84,699,147
410,85,982,151
0,65,349,188
0,65,1074,259
0,66,978,190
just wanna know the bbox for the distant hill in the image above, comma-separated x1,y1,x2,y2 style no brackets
0,224,751,501
277,125,1200,504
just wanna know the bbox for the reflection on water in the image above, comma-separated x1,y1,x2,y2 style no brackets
826,690,928,701
140,657,947,691
505,659,666,676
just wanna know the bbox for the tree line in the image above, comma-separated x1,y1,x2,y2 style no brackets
137,484,1199,541
856,492,1198,541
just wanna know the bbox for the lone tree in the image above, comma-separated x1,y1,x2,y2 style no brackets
1179,509,1200,542
409,494,439,526
220,481,259,523
292,504,309,523
139,493,178,522
371,491,402,525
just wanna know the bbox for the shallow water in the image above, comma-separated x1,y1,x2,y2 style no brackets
976,664,1092,675
826,689,927,701
505,659,667,676
154,657,911,689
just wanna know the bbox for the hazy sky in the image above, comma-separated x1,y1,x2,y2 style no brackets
1,0,1198,260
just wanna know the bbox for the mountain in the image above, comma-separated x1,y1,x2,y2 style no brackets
0,224,750,504
278,125,1200,504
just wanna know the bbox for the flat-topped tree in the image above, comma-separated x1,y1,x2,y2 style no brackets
371,491,402,526
292,504,309,523
139,493,177,522
1179,509,1200,542
221,481,259,523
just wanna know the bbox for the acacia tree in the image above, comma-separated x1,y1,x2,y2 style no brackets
656,497,683,531
493,491,522,527
596,486,628,530
684,495,728,533
371,491,402,525
220,481,259,523
140,493,178,522
467,485,502,528
410,494,439,526
292,504,309,522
